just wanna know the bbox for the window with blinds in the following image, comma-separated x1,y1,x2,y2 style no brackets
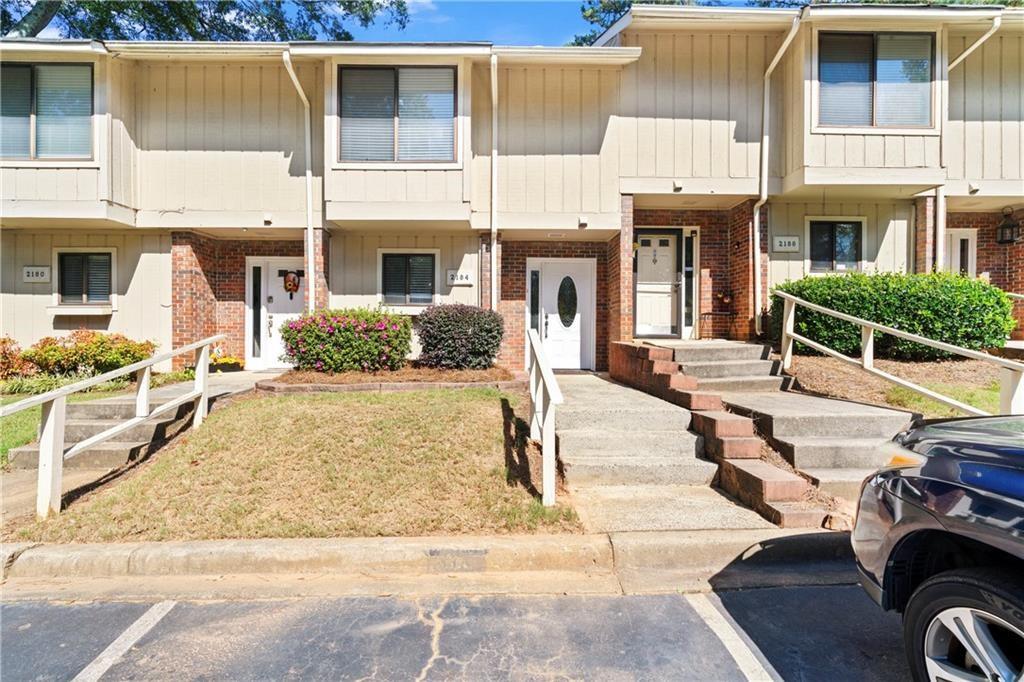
819,33,933,128
0,63,92,159
381,253,435,305
809,221,862,273
58,252,112,304
340,67,455,163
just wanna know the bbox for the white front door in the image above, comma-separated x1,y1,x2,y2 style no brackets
636,234,679,336
246,257,305,370
526,258,596,371
945,229,977,277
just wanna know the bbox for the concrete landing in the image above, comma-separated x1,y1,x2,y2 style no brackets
557,373,773,534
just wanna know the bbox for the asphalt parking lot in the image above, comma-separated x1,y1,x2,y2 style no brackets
2,584,907,681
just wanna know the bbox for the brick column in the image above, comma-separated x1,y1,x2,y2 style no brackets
914,196,935,273
304,228,330,310
170,232,217,369
479,233,501,310
608,194,635,344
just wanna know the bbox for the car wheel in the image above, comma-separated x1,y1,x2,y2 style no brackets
904,567,1024,682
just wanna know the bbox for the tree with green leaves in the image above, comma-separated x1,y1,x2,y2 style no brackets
571,0,1021,46
1,0,409,41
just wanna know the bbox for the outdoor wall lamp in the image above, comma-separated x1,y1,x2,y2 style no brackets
996,207,1020,244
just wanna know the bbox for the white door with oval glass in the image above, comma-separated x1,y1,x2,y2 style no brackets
245,256,305,370
526,258,596,371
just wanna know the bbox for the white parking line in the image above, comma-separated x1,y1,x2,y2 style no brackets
685,593,775,682
72,600,176,682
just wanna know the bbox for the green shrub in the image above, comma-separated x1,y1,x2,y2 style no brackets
0,372,130,395
280,308,412,372
417,304,505,370
769,272,1016,360
0,336,34,379
21,330,156,376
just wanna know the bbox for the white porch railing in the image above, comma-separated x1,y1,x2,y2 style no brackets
0,335,225,519
775,291,1024,417
527,328,564,507
1007,292,1024,302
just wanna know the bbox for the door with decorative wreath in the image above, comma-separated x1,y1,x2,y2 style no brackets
245,256,305,370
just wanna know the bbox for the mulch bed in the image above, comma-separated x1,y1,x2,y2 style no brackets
259,365,523,394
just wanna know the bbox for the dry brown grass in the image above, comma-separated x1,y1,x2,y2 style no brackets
276,365,515,385
7,388,578,543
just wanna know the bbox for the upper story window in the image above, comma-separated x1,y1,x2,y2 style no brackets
819,33,933,128
1,63,93,159
339,66,456,163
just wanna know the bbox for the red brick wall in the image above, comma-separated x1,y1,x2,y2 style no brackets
306,228,330,310
497,240,610,372
914,197,935,273
726,200,768,340
479,233,494,310
607,194,634,345
171,232,303,367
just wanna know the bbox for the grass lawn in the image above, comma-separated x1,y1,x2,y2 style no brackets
789,355,1002,418
6,388,579,542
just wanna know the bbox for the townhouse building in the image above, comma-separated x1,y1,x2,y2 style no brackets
2,4,1022,373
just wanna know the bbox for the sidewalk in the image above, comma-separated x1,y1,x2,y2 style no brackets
1,370,280,523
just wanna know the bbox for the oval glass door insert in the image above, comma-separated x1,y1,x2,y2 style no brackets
557,276,578,327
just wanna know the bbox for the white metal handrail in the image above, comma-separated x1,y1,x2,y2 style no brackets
0,334,225,518
527,328,564,507
775,290,1024,417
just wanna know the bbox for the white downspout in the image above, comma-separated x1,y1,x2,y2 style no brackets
753,16,801,336
948,15,1001,71
490,53,499,310
283,50,316,313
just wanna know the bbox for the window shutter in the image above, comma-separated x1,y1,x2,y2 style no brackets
819,34,873,127
35,65,92,158
60,254,85,302
340,69,395,162
407,255,435,304
398,68,455,162
382,254,407,304
86,253,111,302
875,34,932,127
1,65,32,157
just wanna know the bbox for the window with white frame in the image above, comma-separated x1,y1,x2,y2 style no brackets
819,32,933,128
339,66,456,163
809,220,862,273
381,252,435,305
57,251,112,304
1,63,93,159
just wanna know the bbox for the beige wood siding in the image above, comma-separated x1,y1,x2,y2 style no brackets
0,229,173,353
946,30,1024,183
774,32,805,179
135,60,323,214
768,200,913,287
0,167,101,202
108,58,138,209
328,169,464,203
494,64,621,216
328,231,479,308
618,30,781,181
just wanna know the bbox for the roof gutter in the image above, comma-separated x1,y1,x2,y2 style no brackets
282,49,317,313
753,15,801,336
490,53,499,311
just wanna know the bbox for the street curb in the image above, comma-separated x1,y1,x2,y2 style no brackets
5,535,613,579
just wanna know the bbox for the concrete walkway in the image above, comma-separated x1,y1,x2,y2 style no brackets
557,374,773,533
1,370,279,523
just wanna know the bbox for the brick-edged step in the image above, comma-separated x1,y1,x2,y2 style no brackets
803,468,876,501
775,437,891,469
705,436,761,460
671,343,771,363
698,375,793,393
690,411,754,439
562,456,717,486
557,430,701,458
9,440,152,470
718,459,808,503
680,359,780,379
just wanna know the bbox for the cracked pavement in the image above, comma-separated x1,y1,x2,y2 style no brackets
2,586,909,681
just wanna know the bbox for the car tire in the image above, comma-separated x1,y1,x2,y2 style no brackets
903,567,1024,682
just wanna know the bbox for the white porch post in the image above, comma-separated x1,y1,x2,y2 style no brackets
36,396,66,518
193,344,210,427
780,296,796,370
1000,368,1024,415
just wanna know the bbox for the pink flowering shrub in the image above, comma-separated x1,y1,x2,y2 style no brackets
279,308,412,372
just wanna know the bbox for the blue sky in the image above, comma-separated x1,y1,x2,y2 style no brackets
349,1,595,46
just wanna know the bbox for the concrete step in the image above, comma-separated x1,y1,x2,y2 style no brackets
777,437,892,469
671,343,771,363
803,468,876,501
698,376,792,393
757,413,910,440
562,456,717,486
680,359,780,379
9,440,152,470
66,400,196,421
571,484,775,533
557,430,701,458
556,406,691,432
64,415,191,443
